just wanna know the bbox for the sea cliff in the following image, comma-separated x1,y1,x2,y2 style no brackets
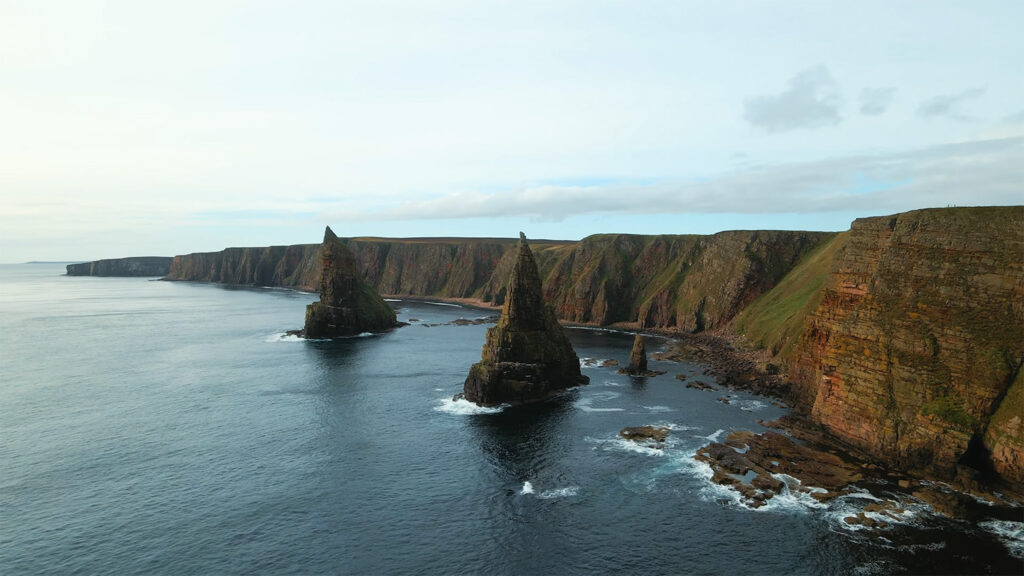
737,207,1023,489
73,206,1024,489
66,257,173,277
161,231,834,333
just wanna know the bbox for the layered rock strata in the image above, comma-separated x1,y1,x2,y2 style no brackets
462,234,589,406
160,231,832,332
788,207,1024,485
302,227,398,338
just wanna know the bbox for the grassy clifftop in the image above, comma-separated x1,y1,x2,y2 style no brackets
733,232,848,361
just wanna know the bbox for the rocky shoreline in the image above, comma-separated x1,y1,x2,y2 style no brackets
652,330,1024,515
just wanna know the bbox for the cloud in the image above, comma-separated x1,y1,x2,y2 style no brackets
859,87,896,116
1003,110,1024,125
327,137,1023,221
743,65,841,132
918,87,985,120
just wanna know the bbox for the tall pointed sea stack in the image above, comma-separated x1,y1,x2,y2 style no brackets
626,334,648,374
463,233,589,406
302,226,398,338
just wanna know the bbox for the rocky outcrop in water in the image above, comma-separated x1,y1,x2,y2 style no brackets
618,334,665,377
696,430,864,508
302,227,398,338
462,234,589,406
66,257,173,277
620,425,670,443
628,334,647,373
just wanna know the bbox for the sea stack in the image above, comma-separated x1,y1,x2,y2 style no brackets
462,233,589,406
302,226,398,338
625,334,648,374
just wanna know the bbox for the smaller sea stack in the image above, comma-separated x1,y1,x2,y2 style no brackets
619,333,666,377
302,226,398,338
462,233,589,406
626,334,647,374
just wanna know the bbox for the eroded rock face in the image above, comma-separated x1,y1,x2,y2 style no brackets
462,233,589,406
66,257,173,277
164,231,830,331
302,227,398,338
789,207,1024,485
984,369,1024,484
627,334,647,373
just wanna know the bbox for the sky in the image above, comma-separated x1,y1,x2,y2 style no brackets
1,1,1022,262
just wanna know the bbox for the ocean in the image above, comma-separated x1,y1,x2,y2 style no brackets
1,263,1021,575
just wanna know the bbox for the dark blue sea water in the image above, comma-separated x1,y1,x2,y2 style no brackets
2,264,1022,575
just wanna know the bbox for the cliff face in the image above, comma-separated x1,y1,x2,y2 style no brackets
66,257,173,277
537,231,834,331
787,207,1024,483
162,231,831,333
165,244,321,289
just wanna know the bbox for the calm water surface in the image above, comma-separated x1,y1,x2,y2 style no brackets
1,264,1021,575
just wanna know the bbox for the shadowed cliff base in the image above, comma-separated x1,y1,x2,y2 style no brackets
460,233,589,407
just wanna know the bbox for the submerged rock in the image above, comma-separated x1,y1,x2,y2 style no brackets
463,233,589,406
695,430,864,508
302,226,399,338
620,426,670,443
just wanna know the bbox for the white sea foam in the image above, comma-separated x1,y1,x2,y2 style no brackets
660,423,697,432
538,486,580,499
979,519,1024,559
520,481,535,495
642,405,674,413
587,435,667,457
737,399,769,412
434,397,507,415
265,332,303,343
612,438,665,456
824,490,929,531
576,391,625,412
703,429,725,442
423,301,463,308
383,298,402,302
579,357,616,370
599,380,624,387
576,402,625,413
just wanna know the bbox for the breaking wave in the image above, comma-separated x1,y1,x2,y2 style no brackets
434,397,507,415
538,486,580,499
980,519,1024,558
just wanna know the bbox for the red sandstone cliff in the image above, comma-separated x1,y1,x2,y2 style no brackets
788,207,1024,486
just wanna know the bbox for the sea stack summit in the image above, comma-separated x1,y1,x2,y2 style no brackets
302,226,399,338
462,233,589,406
